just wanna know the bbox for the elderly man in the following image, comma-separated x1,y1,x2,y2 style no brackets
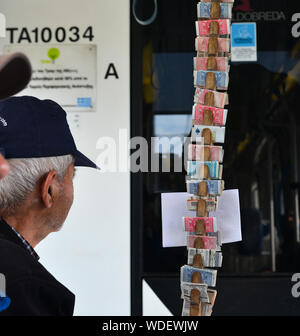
0,95,98,315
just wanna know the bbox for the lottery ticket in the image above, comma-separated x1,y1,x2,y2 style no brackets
194,57,230,72
180,282,209,303
181,299,212,316
191,125,226,143
192,104,228,126
194,88,229,108
195,19,231,36
197,3,233,19
194,70,229,90
183,217,216,233
186,161,222,179
195,37,231,53
180,265,217,287
187,144,224,162
187,231,221,248
186,179,224,196
187,234,217,249
187,196,219,212
187,248,223,268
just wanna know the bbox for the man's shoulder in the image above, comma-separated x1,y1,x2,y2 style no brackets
0,238,75,316
0,237,35,275
0,237,58,287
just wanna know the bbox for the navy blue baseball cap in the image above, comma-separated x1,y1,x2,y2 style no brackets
0,95,98,169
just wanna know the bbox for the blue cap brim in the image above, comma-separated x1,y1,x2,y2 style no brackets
74,150,100,170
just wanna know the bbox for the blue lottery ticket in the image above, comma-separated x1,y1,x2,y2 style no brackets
186,179,224,195
197,3,233,19
180,265,217,287
194,71,229,90
187,161,220,179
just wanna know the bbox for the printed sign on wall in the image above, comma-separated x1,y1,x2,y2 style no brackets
4,44,97,111
231,22,257,62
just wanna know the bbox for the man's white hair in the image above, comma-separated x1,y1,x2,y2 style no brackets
0,155,74,216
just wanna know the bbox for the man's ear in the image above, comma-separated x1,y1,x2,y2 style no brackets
41,170,60,208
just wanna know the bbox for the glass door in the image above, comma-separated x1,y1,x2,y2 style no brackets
131,0,300,315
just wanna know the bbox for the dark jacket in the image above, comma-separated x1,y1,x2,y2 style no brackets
0,219,75,316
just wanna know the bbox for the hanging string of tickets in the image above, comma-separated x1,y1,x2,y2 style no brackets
180,0,234,317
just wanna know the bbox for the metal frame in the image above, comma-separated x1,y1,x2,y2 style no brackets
130,1,144,315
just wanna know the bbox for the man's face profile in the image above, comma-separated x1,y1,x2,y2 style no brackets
43,163,75,233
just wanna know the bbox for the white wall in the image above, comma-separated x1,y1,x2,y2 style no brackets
0,0,130,316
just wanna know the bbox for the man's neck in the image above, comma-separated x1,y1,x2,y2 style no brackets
3,213,50,248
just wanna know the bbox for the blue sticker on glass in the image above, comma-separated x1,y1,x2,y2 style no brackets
231,23,256,48
77,97,92,108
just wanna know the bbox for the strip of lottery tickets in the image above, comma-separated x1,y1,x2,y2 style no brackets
179,0,235,317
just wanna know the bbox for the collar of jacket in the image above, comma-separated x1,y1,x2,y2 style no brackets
0,218,40,261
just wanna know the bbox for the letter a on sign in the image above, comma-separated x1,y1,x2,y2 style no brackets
0,13,5,37
105,63,119,79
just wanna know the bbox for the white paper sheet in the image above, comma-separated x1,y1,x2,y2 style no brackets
161,190,241,247
161,193,194,247
210,189,242,244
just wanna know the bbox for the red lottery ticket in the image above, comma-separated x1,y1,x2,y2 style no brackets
194,57,229,72
188,144,224,162
194,88,229,108
192,104,228,126
195,19,231,37
187,235,217,250
183,217,216,233
195,37,230,53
